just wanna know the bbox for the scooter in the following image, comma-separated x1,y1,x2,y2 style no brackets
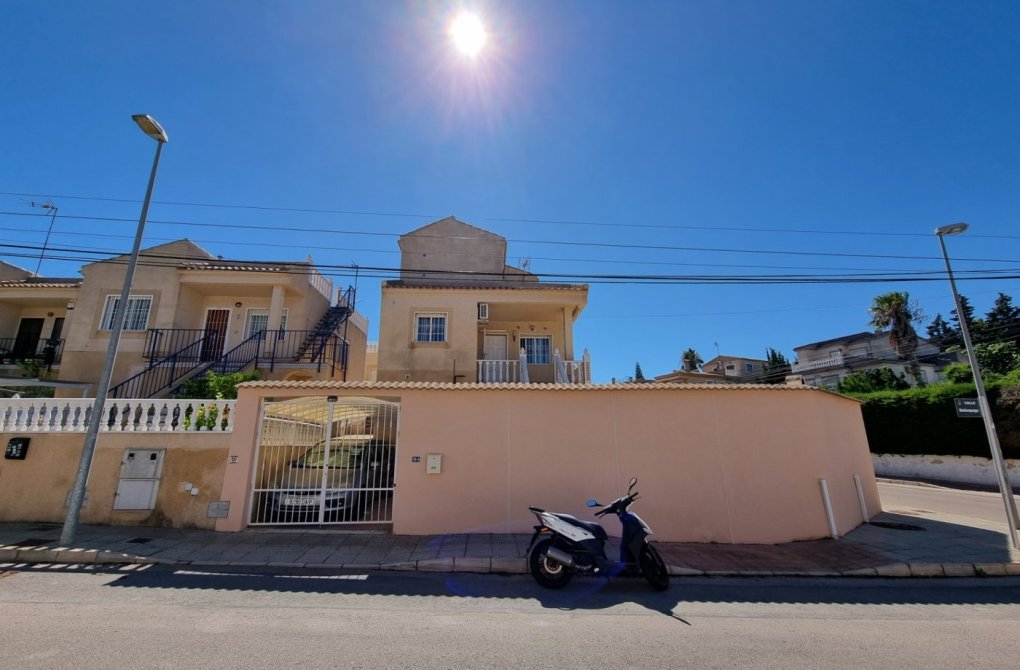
526,478,669,591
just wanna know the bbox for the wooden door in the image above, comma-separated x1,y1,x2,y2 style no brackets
201,309,230,361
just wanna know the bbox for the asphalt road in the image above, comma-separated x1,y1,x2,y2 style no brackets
878,479,1018,527
1,565,1018,669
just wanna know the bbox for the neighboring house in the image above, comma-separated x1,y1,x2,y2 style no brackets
0,263,80,370
701,355,768,381
790,331,945,390
376,217,590,383
652,369,735,385
1,240,369,398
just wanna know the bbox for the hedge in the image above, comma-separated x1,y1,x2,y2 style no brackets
849,382,1020,459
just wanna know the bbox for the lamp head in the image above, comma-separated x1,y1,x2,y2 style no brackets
935,222,968,236
132,114,168,143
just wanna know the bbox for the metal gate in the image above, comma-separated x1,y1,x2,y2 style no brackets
248,396,399,526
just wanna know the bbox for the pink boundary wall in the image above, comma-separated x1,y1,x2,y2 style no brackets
218,383,880,544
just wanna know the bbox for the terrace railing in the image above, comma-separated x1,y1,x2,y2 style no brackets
0,397,235,433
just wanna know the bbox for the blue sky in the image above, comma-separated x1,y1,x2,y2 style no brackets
2,1,1018,382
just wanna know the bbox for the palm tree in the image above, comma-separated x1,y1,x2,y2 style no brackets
681,348,703,372
868,291,923,383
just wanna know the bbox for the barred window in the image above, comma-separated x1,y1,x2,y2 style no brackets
415,313,447,343
100,295,152,331
520,335,551,364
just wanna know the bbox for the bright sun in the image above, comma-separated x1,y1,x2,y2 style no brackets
450,12,487,57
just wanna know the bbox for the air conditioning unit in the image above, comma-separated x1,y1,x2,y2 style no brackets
477,303,489,321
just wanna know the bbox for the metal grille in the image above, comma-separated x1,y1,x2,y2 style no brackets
249,396,399,526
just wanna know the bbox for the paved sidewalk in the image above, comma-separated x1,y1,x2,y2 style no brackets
2,507,1018,578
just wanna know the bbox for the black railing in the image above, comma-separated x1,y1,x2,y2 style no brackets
0,337,65,366
210,331,263,374
109,338,207,399
144,328,226,360
259,330,348,374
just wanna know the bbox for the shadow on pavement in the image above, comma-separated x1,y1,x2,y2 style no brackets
6,563,1018,618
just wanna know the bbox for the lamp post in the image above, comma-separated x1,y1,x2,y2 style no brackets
935,222,1020,550
60,115,168,545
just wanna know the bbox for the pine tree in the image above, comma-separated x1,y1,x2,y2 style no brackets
926,313,958,350
634,362,646,381
984,292,1020,346
760,347,792,384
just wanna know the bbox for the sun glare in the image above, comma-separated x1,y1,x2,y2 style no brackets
450,12,487,57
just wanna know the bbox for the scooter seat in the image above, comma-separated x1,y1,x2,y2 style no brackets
551,513,608,541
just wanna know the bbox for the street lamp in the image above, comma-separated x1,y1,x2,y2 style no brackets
60,115,168,545
935,222,1020,550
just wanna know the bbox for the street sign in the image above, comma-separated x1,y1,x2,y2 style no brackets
954,398,982,418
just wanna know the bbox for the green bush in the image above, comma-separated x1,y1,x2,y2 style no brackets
177,370,259,400
847,379,1019,459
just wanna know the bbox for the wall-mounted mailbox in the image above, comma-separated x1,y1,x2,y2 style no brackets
5,438,29,460
426,453,443,474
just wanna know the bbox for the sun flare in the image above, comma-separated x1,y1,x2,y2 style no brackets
450,12,487,57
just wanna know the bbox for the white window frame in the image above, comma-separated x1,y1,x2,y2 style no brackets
519,335,552,365
245,308,288,339
100,295,152,332
414,312,447,343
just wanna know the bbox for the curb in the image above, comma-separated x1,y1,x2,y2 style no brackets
2,548,1017,577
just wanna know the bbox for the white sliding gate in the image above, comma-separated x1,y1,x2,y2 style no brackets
249,396,399,526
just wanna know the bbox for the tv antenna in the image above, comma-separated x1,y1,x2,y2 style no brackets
28,200,58,276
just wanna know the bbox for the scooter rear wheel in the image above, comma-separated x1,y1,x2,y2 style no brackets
639,544,670,591
529,538,573,589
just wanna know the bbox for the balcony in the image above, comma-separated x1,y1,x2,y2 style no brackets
0,337,65,367
477,349,591,384
791,349,876,374
142,328,349,374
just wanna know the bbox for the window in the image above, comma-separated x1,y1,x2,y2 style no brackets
745,363,754,373
415,313,447,343
520,335,551,364
100,295,152,331
245,308,288,338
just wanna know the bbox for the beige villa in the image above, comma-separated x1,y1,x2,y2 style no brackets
0,240,368,398
375,217,590,384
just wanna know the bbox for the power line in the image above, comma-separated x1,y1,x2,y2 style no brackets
3,210,1019,265
2,241,1019,287
3,189,1019,240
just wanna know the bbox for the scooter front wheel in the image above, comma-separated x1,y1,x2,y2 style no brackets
529,538,573,589
639,543,669,591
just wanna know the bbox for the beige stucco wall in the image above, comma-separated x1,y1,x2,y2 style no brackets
377,286,586,383
0,431,230,529
218,382,880,544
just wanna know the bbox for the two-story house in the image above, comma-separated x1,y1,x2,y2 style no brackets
790,331,945,390
376,217,590,383
701,354,768,381
1,240,368,398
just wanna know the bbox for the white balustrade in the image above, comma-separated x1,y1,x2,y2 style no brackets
0,398,236,434
308,267,333,302
791,351,845,374
477,359,521,383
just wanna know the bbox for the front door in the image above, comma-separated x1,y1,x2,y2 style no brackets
484,333,507,361
12,318,44,359
201,309,230,362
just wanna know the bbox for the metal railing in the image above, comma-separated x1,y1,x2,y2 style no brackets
0,337,65,366
110,338,207,398
143,329,209,359
0,397,235,433
259,330,349,374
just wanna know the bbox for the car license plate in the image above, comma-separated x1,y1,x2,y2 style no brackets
282,495,319,507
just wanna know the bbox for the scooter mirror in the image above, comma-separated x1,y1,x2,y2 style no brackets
585,499,600,508
628,477,637,490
